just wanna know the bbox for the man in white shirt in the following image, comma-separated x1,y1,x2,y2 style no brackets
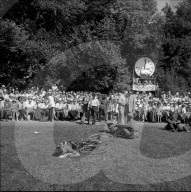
47,92,55,122
88,94,100,125
55,99,64,120
25,98,35,120
181,104,187,123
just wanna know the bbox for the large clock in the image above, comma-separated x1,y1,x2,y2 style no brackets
135,57,155,77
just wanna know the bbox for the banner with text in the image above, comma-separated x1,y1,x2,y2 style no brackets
133,84,156,91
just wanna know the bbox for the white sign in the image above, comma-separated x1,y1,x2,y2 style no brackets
133,84,156,91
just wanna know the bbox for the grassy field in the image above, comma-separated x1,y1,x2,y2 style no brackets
1,121,191,191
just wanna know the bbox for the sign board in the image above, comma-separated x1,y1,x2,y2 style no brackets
134,57,155,77
133,84,156,91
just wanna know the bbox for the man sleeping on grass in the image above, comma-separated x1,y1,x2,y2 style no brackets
53,141,80,158
105,114,140,139
163,116,191,132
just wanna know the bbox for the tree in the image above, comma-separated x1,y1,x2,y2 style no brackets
111,0,164,84
157,0,191,93
1,0,166,92
31,40,129,92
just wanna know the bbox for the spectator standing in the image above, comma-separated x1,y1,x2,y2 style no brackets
156,102,162,123
55,99,64,120
118,93,126,124
3,98,11,121
128,93,137,122
11,99,19,121
47,92,55,122
33,100,42,121
81,97,89,124
99,95,108,122
88,94,99,125
107,98,113,121
0,97,4,121
25,98,35,120
18,99,27,120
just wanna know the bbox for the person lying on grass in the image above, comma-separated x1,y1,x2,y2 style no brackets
163,117,191,132
53,141,80,158
105,114,140,139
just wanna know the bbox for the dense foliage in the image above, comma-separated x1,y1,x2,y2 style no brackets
0,0,190,93
157,0,191,93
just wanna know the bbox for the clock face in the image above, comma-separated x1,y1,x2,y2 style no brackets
135,57,155,77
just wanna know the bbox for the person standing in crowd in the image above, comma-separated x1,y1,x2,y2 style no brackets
112,98,119,123
0,91,4,100
87,95,92,124
62,100,69,120
81,96,89,124
156,102,162,123
181,103,187,123
18,98,27,120
0,97,4,121
68,100,79,121
162,102,170,120
99,94,108,122
118,93,126,124
39,99,48,121
88,93,100,125
142,101,148,122
25,97,35,120
55,99,64,120
107,97,113,121
128,92,137,122
3,98,11,121
137,100,144,122
124,90,129,124
33,99,42,121
185,102,191,124
47,91,55,122
11,99,19,121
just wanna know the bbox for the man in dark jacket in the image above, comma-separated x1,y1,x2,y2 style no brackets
99,94,108,122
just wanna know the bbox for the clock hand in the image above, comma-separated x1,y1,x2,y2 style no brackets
144,59,147,69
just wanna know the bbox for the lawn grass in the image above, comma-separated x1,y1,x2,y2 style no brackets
140,123,191,159
1,121,191,191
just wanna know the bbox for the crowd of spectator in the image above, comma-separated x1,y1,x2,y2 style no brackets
0,84,191,125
